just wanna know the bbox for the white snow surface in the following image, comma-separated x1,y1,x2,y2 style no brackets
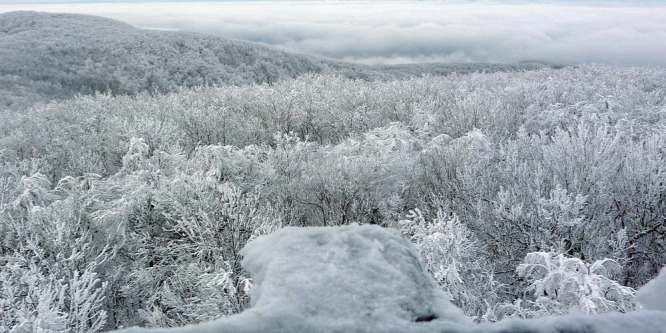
111,224,666,333
638,266,666,311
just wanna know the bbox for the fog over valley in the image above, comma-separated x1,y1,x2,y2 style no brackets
1,1,665,65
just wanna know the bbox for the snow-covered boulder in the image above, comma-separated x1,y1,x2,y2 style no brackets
637,266,666,311
238,223,471,331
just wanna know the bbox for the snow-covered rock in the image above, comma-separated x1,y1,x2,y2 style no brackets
637,266,666,311
239,223,471,331
111,225,666,333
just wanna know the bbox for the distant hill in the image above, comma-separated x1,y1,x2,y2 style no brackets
0,11,546,110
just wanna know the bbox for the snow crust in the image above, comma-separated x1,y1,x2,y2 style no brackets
638,266,666,311
111,225,666,333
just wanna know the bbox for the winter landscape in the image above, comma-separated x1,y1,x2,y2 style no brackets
0,1,665,332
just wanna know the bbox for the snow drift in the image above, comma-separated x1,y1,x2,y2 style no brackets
111,224,666,333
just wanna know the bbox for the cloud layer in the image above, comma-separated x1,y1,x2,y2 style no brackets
1,1,665,66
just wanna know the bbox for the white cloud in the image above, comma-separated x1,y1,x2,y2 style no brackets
1,1,665,66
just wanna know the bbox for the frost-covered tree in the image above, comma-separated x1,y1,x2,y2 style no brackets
0,174,111,332
508,252,636,317
399,208,501,321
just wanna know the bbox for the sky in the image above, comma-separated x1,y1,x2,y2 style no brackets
0,1,665,66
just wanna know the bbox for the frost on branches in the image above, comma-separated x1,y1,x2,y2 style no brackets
0,174,110,333
513,252,636,317
399,208,500,321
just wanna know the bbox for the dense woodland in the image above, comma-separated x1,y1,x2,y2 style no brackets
1,11,665,333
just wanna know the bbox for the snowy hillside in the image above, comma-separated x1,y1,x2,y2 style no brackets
0,11,545,110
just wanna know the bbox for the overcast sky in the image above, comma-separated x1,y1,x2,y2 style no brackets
1,1,665,66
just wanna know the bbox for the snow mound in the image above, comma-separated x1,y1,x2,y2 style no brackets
111,225,666,333
637,266,666,311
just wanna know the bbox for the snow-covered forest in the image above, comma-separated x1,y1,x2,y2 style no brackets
0,10,665,333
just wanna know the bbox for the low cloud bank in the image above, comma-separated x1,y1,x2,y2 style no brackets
1,1,664,66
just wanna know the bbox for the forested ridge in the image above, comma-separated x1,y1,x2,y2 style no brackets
0,11,544,110
0,10,665,333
